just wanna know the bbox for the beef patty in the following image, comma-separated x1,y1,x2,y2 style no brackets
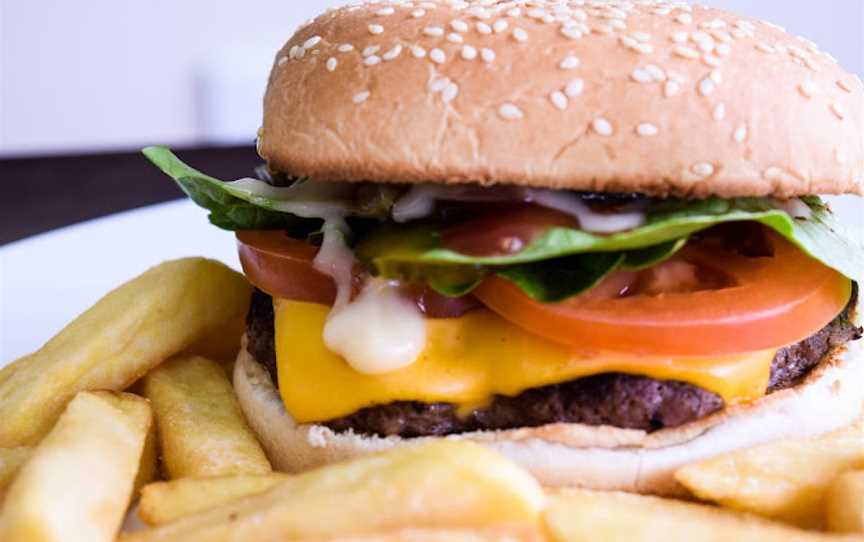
247,288,861,437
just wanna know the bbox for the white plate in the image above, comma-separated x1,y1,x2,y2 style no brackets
0,200,239,366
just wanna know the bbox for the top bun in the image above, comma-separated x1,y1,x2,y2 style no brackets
259,0,864,198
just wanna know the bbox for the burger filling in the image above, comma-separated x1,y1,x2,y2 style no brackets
145,148,864,436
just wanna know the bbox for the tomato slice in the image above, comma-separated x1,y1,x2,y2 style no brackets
236,231,478,318
442,205,578,257
474,232,852,356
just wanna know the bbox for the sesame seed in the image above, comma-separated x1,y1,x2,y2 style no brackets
429,77,450,93
698,77,716,96
609,19,627,30
411,45,427,59
549,91,568,110
561,26,583,40
631,69,653,84
831,103,846,120
621,36,639,48
382,45,403,61
513,28,528,42
713,103,726,121
326,57,338,71
676,13,693,25
277,56,289,66
594,24,614,35
429,48,446,64
480,48,496,63
837,80,854,93
499,103,524,120
411,9,426,18
755,43,775,54
461,45,477,60
368,24,384,35
702,55,721,68
294,46,306,60
713,30,733,43
592,118,614,137
352,91,370,104
634,43,654,54
507,7,521,18
798,82,819,98
493,19,509,33
303,36,322,49
645,65,666,81
364,55,381,66
664,80,681,97
477,22,492,34
442,82,459,103
447,33,464,43
674,46,700,59
423,26,445,37
362,45,381,57
565,79,585,97
338,44,355,53
716,43,731,56
375,7,395,16
636,123,659,137
733,124,748,142
451,19,469,32
559,56,580,70
710,69,723,84
692,162,715,177
632,32,652,42
672,31,689,43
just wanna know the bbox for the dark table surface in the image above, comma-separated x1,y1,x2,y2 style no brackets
0,145,260,246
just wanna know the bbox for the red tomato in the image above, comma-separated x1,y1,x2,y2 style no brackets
474,232,853,356
236,231,477,318
442,205,578,257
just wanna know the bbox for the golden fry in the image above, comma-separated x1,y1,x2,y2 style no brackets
143,355,271,478
139,475,289,525
0,258,251,448
544,490,860,542
0,391,152,542
825,470,864,534
675,423,864,528
122,440,545,541
0,447,30,501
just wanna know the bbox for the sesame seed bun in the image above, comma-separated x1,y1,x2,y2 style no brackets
259,1,863,198
234,327,864,496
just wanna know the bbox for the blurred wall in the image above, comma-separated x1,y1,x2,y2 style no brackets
0,0,862,157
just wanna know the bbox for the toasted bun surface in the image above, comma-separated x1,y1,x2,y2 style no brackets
235,327,864,497
260,1,864,198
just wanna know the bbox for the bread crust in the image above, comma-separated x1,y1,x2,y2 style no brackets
260,2,863,198
234,322,864,496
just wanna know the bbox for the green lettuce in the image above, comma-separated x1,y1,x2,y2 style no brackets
144,146,864,302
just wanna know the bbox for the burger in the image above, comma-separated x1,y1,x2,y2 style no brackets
145,0,864,495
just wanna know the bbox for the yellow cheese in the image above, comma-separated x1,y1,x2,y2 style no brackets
275,299,775,423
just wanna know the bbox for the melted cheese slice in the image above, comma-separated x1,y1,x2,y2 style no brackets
275,299,776,423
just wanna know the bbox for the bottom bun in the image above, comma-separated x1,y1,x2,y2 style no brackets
235,332,864,497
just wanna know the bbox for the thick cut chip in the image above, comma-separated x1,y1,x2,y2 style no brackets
0,258,251,448
544,490,861,542
143,355,271,478
0,391,152,542
825,470,864,534
676,423,864,528
122,440,545,541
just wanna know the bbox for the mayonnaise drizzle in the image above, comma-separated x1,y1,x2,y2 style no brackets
313,217,426,374
392,184,647,234
322,278,426,375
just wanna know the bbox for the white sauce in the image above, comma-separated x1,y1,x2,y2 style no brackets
313,217,356,307
322,279,426,375
526,189,647,233
391,184,646,234
771,197,812,220
228,177,357,219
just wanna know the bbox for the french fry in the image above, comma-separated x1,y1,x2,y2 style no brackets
544,490,861,542
133,418,158,497
675,423,864,529
139,475,289,525
142,355,271,478
0,258,251,449
825,470,864,533
121,440,545,541
0,447,30,500
0,391,152,542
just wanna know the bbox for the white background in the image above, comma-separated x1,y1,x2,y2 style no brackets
0,1,862,155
